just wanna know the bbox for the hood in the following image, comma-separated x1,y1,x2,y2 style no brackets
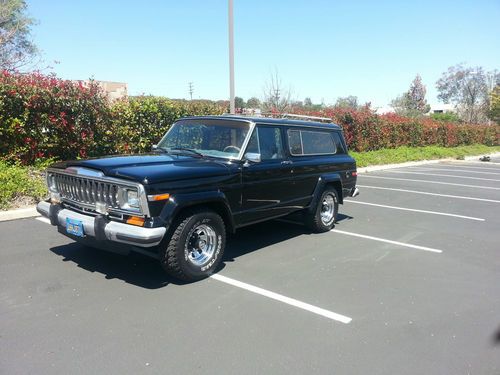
51,154,232,184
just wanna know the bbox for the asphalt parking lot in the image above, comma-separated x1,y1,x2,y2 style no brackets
1,160,500,374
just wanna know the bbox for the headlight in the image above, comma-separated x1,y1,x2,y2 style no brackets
47,174,58,192
118,187,141,212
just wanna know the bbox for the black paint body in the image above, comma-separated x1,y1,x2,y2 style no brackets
50,117,357,236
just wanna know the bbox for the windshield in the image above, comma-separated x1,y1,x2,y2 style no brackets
157,119,251,159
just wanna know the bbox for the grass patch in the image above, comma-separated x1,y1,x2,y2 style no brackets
351,144,500,168
0,161,48,210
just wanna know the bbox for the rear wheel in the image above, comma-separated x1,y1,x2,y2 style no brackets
160,209,226,281
306,188,339,233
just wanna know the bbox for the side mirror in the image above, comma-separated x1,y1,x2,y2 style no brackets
244,152,261,165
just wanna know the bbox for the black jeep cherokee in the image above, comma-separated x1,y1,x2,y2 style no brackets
37,115,359,281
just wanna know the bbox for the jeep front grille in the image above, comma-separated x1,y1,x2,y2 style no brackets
54,173,121,209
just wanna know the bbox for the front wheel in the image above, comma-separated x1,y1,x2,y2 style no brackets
305,188,339,233
161,209,226,281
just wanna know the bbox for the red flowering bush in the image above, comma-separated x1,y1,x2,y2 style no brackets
0,71,113,164
294,107,499,152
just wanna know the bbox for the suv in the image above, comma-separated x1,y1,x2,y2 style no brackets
37,115,359,281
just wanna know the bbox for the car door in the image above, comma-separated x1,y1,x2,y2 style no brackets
238,125,295,225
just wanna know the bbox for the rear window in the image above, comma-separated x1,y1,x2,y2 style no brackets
287,129,337,155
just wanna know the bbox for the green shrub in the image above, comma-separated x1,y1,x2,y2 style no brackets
0,161,47,209
110,97,225,154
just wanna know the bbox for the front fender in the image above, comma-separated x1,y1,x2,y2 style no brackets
159,191,235,233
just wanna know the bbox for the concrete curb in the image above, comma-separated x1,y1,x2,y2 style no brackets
0,206,39,222
357,151,500,174
0,152,499,222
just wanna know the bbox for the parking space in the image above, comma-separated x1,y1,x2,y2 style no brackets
1,160,500,374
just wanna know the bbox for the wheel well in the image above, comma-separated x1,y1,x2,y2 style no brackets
177,201,235,233
325,181,343,204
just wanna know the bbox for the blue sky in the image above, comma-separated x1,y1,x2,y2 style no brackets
28,0,499,107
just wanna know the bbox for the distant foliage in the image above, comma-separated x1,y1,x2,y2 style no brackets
391,75,430,118
436,64,499,124
0,0,38,71
488,85,500,125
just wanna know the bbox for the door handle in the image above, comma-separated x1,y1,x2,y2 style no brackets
281,160,292,165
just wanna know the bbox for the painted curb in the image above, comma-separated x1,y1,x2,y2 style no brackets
0,206,39,222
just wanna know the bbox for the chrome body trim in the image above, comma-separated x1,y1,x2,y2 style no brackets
37,201,164,247
46,168,151,217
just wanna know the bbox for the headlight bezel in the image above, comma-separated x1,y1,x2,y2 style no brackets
117,187,141,213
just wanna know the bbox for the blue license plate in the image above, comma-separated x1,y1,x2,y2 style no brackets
66,218,84,237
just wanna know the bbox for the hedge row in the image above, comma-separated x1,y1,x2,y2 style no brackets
0,71,225,164
0,71,498,164
295,108,499,152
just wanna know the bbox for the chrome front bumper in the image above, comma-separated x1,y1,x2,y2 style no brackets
37,201,165,247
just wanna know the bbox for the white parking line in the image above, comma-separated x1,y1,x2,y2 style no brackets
34,213,351,324
36,217,51,224
360,175,500,190
356,185,500,203
344,200,485,221
386,170,500,182
332,229,443,253
210,273,352,324
407,166,500,176
443,162,500,169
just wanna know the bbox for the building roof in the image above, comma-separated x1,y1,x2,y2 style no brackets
179,115,342,130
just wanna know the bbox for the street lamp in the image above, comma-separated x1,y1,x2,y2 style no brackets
228,0,235,114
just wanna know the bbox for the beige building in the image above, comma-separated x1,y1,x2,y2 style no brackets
77,80,128,101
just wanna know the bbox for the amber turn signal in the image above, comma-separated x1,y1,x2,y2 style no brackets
148,193,170,201
126,216,145,227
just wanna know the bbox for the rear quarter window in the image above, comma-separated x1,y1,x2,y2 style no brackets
287,129,337,155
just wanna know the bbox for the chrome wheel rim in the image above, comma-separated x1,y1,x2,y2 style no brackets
320,193,336,226
186,224,217,266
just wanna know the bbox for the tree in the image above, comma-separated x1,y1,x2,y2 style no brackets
303,97,313,107
391,75,430,118
335,95,358,109
234,96,245,109
246,97,261,108
488,85,500,125
436,64,499,124
0,0,38,71
262,70,292,113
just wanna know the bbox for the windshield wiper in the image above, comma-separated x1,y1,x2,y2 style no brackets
169,147,204,158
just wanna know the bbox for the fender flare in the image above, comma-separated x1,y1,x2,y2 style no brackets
159,191,235,233
307,173,344,214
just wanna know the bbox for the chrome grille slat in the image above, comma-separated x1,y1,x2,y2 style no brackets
52,173,130,212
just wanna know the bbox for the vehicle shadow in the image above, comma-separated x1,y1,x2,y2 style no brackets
49,213,353,289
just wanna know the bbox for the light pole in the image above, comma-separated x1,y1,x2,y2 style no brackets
228,0,235,114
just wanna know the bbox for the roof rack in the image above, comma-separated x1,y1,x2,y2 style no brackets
260,112,333,123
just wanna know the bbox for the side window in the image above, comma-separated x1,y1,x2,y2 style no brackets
301,131,336,154
331,132,346,154
288,130,303,155
288,129,336,155
245,126,284,161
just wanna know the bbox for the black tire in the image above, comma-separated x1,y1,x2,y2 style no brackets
160,208,226,282
306,188,339,233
